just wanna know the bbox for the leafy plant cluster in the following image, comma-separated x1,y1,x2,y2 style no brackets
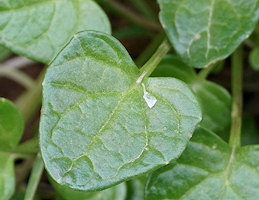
0,0,259,199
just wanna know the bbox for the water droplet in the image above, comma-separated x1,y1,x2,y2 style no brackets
194,33,201,40
142,83,157,108
212,144,217,149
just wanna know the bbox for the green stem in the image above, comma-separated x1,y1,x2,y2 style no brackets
0,150,34,159
136,39,171,84
16,137,39,155
135,32,165,67
0,67,35,90
1,138,38,159
16,158,34,186
12,153,34,160
130,0,157,20
198,64,216,80
16,67,46,122
100,0,160,31
24,154,44,200
229,47,243,147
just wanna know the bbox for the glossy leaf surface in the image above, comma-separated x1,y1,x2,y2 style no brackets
152,56,231,136
52,179,126,200
0,98,24,150
0,153,15,200
0,0,111,64
40,31,201,191
146,127,259,200
158,0,259,67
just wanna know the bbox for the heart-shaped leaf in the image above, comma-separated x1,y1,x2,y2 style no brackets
158,0,259,68
52,179,126,200
152,56,231,137
0,153,15,200
146,127,259,200
0,98,24,150
40,31,202,191
0,0,111,64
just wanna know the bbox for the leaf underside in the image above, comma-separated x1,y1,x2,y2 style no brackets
158,0,259,68
40,31,202,191
0,0,111,64
145,127,259,200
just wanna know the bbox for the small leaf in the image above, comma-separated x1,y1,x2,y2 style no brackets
145,127,259,200
0,0,111,64
249,48,259,70
158,0,259,68
51,179,127,200
0,99,23,200
152,56,231,136
0,153,15,200
0,98,24,150
40,31,201,191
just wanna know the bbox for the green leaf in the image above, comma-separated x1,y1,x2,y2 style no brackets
0,0,111,64
158,0,259,68
0,153,15,200
145,127,259,200
51,179,126,200
0,99,23,200
249,48,259,70
152,56,231,136
0,98,24,150
40,31,202,191
192,81,231,139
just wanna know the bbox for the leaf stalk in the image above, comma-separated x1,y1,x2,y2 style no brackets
137,39,171,83
229,47,243,147
24,154,44,200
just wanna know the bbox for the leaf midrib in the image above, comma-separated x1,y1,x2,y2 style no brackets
217,145,237,199
176,144,237,200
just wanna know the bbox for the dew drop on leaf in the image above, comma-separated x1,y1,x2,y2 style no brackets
142,83,157,108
